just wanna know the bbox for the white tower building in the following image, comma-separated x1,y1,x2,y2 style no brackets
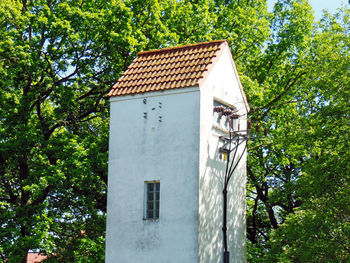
106,40,249,263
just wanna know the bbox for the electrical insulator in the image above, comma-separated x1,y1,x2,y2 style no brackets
223,109,232,116
213,106,225,113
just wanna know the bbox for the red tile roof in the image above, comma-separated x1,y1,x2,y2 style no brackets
108,40,228,97
26,253,48,263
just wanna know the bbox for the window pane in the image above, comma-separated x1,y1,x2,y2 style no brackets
145,182,160,219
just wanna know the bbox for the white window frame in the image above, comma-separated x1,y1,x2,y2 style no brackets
213,99,237,131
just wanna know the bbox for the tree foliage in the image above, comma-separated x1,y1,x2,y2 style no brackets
245,2,350,262
0,0,349,262
266,8,350,262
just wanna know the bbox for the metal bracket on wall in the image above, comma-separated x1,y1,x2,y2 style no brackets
219,131,250,154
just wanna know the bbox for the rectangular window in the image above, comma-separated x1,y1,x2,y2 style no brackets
213,99,238,130
144,182,160,219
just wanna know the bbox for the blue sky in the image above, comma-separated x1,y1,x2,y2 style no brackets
267,0,348,20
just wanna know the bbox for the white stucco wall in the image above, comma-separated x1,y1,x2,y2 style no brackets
198,46,247,263
106,88,200,263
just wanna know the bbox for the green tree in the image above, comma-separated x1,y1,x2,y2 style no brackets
268,8,350,262
242,0,314,256
243,2,350,261
0,0,133,261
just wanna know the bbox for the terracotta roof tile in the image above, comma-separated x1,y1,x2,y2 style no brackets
108,40,228,97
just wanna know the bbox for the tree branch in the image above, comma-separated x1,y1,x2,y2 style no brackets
31,185,52,206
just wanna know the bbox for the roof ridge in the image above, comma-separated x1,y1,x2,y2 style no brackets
138,40,227,55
